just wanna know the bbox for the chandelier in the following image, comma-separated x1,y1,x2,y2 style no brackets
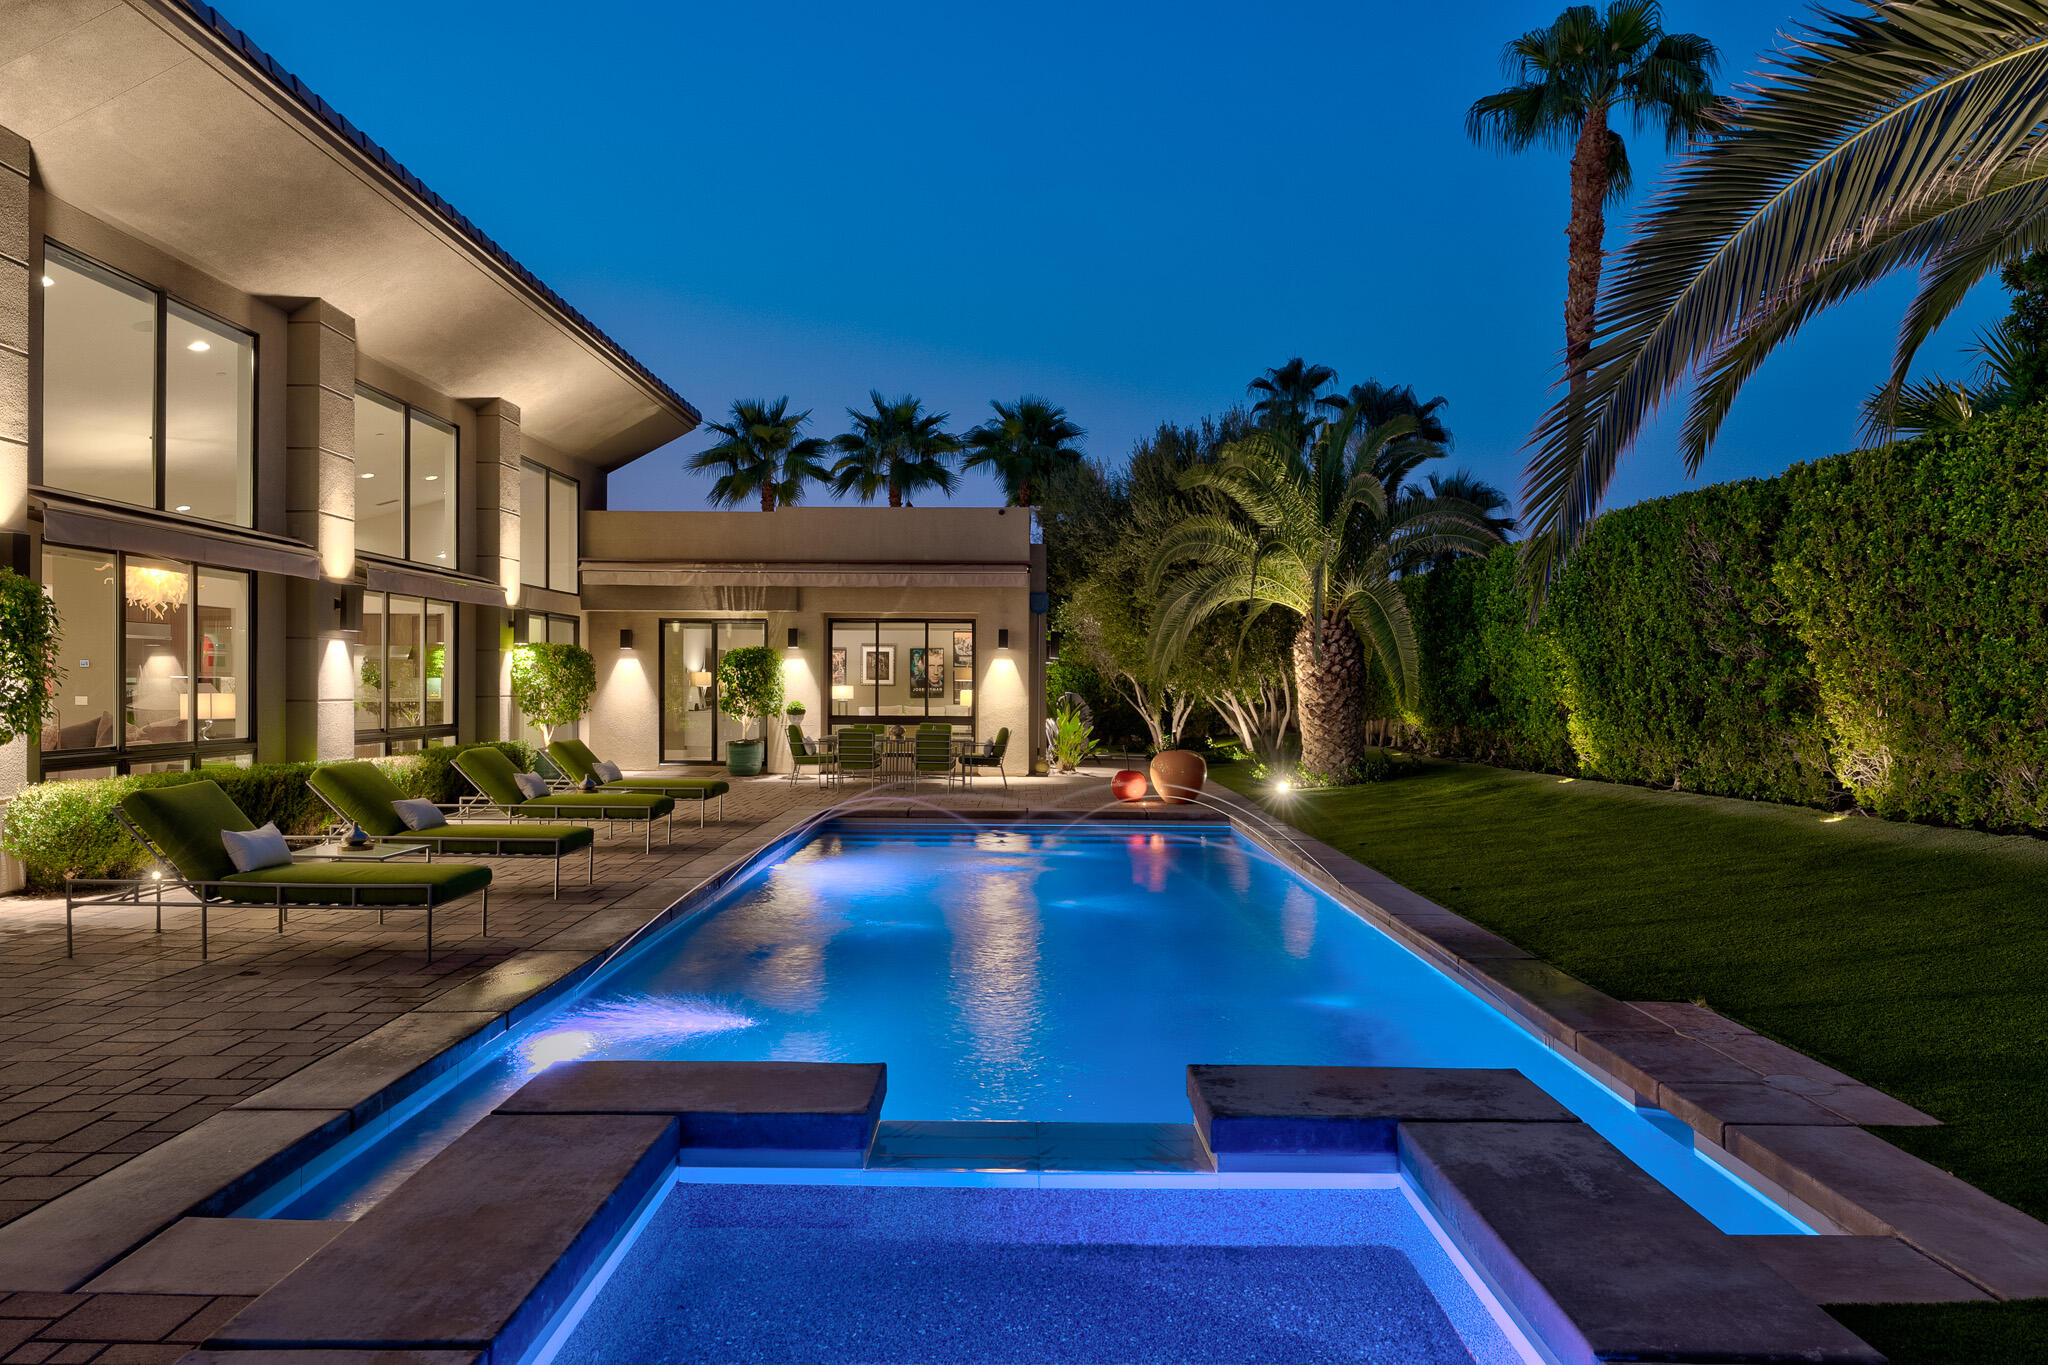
125,565,188,619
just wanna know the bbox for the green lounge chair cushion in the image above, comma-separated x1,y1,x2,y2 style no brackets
453,745,540,808
121,781,254,884
215,860,492,906
396,823,594,856
547,740,729,799
508,791,674,820
307,761,410,837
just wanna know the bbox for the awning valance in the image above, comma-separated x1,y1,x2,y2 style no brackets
38,496,320,580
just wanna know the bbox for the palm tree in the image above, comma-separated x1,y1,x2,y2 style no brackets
1424,469,1517,538
961,397,1085,508
1858,317,2026,442
1519,3,2048,585
688,398,832,511
1248,358,1339,433
830,392,960,507
1325,379,1454,445
1146,405,1503,780
1466,3,1728,395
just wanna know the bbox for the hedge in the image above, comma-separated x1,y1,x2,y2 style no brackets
1402,406,2048,831
1,740,532,890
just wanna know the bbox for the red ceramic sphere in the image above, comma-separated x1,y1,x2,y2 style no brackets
1111,769,1150,802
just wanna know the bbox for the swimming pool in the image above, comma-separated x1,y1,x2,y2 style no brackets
240,822,1806,1234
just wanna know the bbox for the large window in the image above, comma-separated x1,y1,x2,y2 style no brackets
353,592,457,755
353,388,458,565
40,545,253,773
827,620,974,730
520,461,579,592
40,244,255,525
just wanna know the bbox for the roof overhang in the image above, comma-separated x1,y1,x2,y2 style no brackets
0,0,697,467
579,562,1032,591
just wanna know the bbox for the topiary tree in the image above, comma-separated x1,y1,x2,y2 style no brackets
509,642,596,745
715,645,784,742
0,568,62,748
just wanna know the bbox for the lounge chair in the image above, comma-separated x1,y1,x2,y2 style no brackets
785,724,833,786
546,739,729,826
453,746,676,852
959,727,1011,790
307,761,597,898
64,779,492,960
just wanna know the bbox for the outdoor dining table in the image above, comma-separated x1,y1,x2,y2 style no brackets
810,732,993,783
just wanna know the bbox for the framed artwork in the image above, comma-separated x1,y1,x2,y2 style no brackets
909,649,948,698
830,647,847,686
952,630,973,672
861,643,893,685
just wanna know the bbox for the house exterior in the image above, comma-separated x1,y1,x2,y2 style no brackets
0,0,1042,887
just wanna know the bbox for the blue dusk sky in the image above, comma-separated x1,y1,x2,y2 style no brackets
225,0,2005,519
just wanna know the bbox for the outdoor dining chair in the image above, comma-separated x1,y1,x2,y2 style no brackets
786,723,834,785
833,726,882,787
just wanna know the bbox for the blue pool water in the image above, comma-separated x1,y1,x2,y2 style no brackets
535,1174,1536,1365
248,823,1806,1234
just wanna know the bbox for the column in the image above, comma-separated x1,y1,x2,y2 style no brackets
0,126,29,889
283,300,357,761
473,398,521,741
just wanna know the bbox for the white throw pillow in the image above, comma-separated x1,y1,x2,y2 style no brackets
594,760,623,783
221,822,292,873
513,772,550,801
391,798,447,831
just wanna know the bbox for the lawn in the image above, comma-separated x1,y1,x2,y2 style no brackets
1212,757,2048,1365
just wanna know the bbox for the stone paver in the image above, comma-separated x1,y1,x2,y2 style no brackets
501,1060,885,1160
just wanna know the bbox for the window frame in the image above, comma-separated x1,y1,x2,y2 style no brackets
37,543,258,776
353,592,460,751
38,241,259,527
519,460,580,593
824,618,976,733
353,384,460,567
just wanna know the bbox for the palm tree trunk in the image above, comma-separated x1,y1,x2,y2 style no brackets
889,483,902,508
760,482,776,512
1293,614,1368,780
1565,103,1614,393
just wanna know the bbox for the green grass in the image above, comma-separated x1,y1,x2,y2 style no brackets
1213,758,2048,1365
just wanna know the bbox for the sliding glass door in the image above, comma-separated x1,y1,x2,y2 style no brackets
660,619,766,762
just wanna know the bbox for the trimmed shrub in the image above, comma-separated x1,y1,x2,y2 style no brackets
1,740,535,890
1403,408,2048,831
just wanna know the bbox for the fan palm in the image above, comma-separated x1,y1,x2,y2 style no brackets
1522,0,2048,587
1146,406,1504,779
1467,3,1728,395
1248,358,1339,433
830,392,960,507
961,397,1085,508
688,398,831,511
1858,316,2026,441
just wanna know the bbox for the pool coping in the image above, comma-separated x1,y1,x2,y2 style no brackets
1,791,2041,1312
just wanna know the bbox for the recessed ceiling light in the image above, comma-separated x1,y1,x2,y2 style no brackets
186,340,210,352
174,505,191,512
359,472,374,479
39,275,53,288
436,552,446,559
423,474,438,481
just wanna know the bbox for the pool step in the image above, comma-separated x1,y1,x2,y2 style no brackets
868,1121,1208,1173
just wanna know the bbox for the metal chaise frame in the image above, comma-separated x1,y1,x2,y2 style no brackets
62,809,488,961
307,785,596,899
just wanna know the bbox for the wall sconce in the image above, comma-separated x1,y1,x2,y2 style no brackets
619,629,635,651
786,626,800,651
325,584,364,636
997,628,1010,650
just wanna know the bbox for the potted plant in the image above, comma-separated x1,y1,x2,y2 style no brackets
716,645,784,776
508,643,596,745
1149,732,1207,806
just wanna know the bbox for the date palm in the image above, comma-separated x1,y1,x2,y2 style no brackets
1467,3,1728,396
1522,1,2048,587
688,398,831,511
830,392,960,507
1146,405,1503,780
962,397,1085,509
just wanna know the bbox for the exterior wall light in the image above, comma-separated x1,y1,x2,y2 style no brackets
787,626,800,651
620,629,635,651
997,628,1010,650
